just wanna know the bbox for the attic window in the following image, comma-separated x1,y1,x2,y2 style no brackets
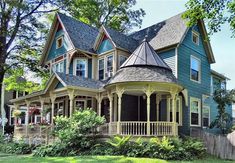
56,36,63,49
192,31,199,45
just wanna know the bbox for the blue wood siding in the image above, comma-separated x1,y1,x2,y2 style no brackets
178,26,211,135
47,29,73,61
158,49,176,76
97,39,113,54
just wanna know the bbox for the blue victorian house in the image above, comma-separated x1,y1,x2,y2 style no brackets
11,12,231,139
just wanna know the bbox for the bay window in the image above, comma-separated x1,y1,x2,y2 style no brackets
191,56,201,82
190,97,201,126
53,61,64,73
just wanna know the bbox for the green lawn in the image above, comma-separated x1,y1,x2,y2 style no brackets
0,153,233,163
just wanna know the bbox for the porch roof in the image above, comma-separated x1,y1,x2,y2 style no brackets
56,72,106,89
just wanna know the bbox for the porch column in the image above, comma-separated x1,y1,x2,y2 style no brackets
50,93,56,124
39,97,45,122
13,104,19,126
116,87,124,134
113,94,118,121
170,92,177,136
68,89,75,117
145,86,154,136
95,94,102,117
25,100,30,136
156,95,161,121
108,92,113,134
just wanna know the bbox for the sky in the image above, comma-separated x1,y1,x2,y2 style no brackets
133,0,235,90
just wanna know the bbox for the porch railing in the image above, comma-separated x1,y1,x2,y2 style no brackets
101,121,178,136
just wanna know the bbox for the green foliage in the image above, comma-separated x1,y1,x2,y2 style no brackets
0,140,33,154
183,0,235,37
210,89,235,134
34,109,105,157
90,136,206,161
62,0,145,32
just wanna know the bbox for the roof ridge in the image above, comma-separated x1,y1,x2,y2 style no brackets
129,12,185,37
57,12,99,31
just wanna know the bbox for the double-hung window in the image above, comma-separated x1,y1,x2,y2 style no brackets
190,97,201,126
98,59,104,80
53,61,64,73
106,55,113,76
202,95,210,127
98,55,113,80
191,56,201,82
74,59,87,78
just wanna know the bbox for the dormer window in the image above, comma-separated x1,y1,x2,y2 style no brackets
56,36,63,49
192,31,199,45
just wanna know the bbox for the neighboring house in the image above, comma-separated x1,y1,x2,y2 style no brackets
10,12,232,138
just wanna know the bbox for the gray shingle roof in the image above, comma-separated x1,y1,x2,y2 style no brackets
120,39,171,70
56,72,105,90
107,66,177,85
58,13,99,53
129,13,187,50
104,27,139,52
106,40,177,86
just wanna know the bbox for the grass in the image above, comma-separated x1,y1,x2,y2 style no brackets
0,153,233,163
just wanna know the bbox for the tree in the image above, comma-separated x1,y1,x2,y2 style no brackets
183,0,235,36
210,88,235,134
62,0,145,32
0,0,63,104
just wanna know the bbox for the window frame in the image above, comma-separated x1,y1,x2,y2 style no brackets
190,97,201,127
97,53,114,80
52,60,64,73
56,36,63,49
106,55,113,75
192,31,199,45
190,55,201,83
202,95,210,128
73,58,88,78
98,58,105,80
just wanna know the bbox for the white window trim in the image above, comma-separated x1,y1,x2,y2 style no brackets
190,55,201,83
192,30,199,45
190,97,201,127
52,60,64,73
73,58,88,78
56,36,63,49
97,53,114,80
98,58,105,80
202,105,210,128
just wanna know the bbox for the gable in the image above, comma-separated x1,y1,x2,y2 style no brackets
46,23,73,61
55,81,64,89
97,35,114,54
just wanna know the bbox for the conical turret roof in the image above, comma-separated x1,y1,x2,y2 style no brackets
105,40,177,86
120,39,171,70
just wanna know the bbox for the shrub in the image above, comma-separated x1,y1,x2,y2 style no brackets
34,108,105,157
0,139,33,154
